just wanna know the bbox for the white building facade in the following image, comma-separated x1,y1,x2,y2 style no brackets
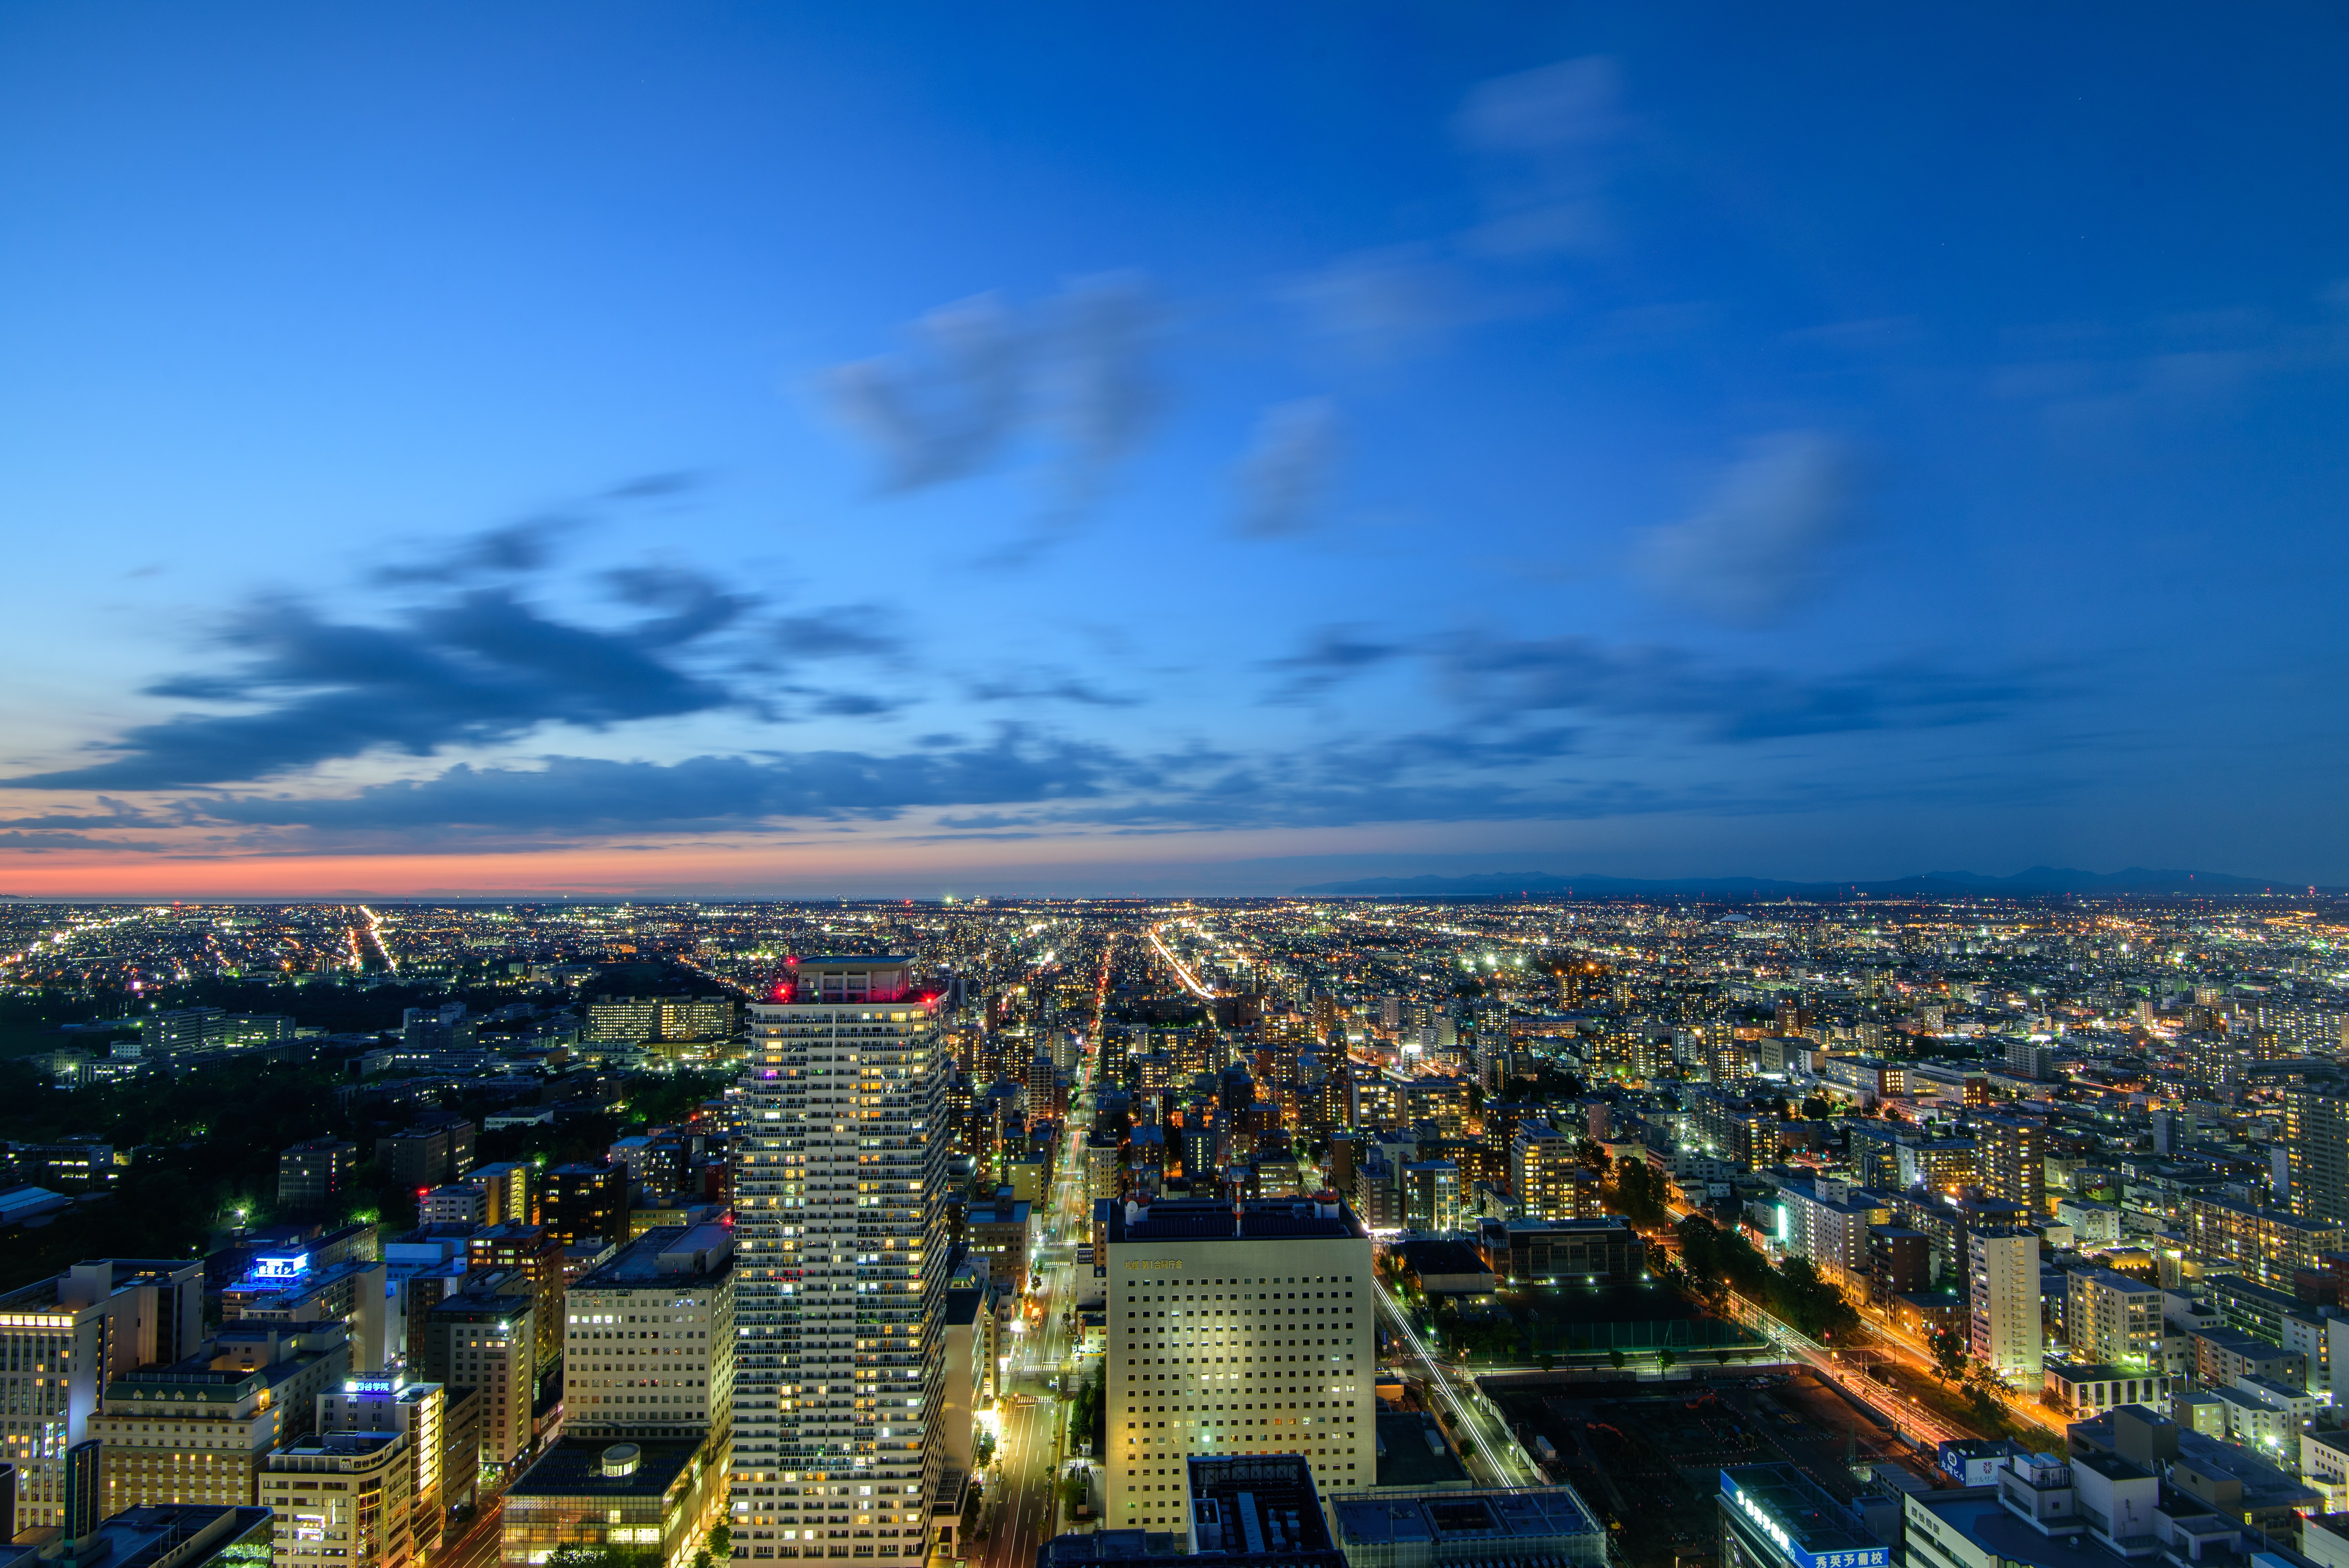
1968,1229,2043,1383
1106,1196,1378,1533
730,957,948,1565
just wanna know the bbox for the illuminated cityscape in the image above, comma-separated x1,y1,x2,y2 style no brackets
7,10,2349,1568
0,893,2345,1567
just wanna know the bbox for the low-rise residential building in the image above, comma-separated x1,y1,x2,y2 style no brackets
2040,1360,2171,1421
2301,1430,2349,1510
2189,1325,2304,1392
2057,1198,2122,1247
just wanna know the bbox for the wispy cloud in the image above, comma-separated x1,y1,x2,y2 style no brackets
1255,621,2043,743
189,730,1125,837
6,588,743,791
1630,431,1863,627
1285,247,1482,364
767,606,904,662
1233,398,1340,538
967,670,1144,708
1259,623,1402,701
827,295,1027,491
3,527,904,792
0,830,167,852
1453,55,1628,260
1438,634,2037,741
1046,273,1163,515
824,276,1164,554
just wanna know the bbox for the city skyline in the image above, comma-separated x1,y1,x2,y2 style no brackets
6,8,2349,896
7,889,2349,1564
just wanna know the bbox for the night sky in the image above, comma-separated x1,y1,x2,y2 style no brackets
4,5,2347,895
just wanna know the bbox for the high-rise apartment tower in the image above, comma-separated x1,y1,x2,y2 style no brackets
729,957,948,1565
2284,1088,2349,1228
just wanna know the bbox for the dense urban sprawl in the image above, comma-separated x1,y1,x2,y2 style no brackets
4,894,2349,1568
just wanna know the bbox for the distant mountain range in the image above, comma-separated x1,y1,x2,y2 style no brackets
1291,866,2326,898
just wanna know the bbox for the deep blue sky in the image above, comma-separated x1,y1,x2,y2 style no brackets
3,4,2347,895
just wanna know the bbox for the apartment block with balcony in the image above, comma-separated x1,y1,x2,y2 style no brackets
2066,1269,2165,1372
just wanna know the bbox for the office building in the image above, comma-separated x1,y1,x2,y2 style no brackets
587,997,665,1044
1400,1161,1461,1233
419,1185,485,1226
92,1320,351,1516
2066,1269,2164,1372
1899,1454,2153,1568
277,1139,359,1212
542,1164,628,1251
418,1288,536,1468
219,1248,388,1373
939,1287,995,1478
729,956,950,1566
262,1431,413,1568
963,1192,1033,1293
0,1258,205,1536
2068,1404,2319,1542
1968,1229,2042,1383
1045,1455,1354,1568
502,1438,721,1568
659,997,739,1042
316,1374,450,1559
564,1223,736,1443
1105,1194,1377,1531
1823,1056,1907,1105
